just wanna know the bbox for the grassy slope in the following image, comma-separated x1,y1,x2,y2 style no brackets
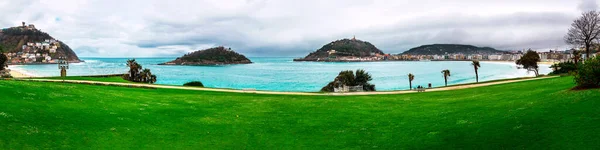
0,77,599,149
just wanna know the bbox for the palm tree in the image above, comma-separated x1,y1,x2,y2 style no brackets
141,69,151,83
150,75,157,83
441,69,451,86
354,69,372,86
321,69,375,92
355,69,375,91
471,60,481,83
140,69,157,84
126,59,141,80
408,73,415,89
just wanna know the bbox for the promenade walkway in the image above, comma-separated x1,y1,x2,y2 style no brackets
15,76,558,96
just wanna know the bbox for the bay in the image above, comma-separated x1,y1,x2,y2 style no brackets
9,57,552,92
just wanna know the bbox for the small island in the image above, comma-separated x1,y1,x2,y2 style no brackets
294,37,386,62
160,46,252,65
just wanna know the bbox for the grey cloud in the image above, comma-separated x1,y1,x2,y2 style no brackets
579,0,598,11
131,14,262,48
0,0,35,26
74,46,101,56
131,9,578,56
354,12,575,53
1,0,588,57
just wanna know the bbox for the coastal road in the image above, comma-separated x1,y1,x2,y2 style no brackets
11,76,559,96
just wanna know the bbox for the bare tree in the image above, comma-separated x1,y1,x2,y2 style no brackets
565,11,600,59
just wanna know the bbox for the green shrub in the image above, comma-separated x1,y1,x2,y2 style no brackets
574,56,600,88
183,81,204,87
0,53,7,71
549,61,580,75
321,69,375,92
123,59,157,84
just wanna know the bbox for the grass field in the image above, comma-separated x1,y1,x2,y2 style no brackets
32,76,131,83
0,76,599,149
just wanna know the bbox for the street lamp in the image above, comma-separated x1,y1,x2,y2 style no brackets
58,56,69,78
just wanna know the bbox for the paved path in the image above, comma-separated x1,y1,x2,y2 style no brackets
15,76,558,96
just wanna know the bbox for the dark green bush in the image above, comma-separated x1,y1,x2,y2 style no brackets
574,56,600,88
183,81,204,87
0,53,7,71
321,69,375,92
549,61,580,75
123,59,157,84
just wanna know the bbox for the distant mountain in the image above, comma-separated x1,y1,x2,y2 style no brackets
401,44,505,55
295,38,384,61
0,23,81,63
160,46,251,65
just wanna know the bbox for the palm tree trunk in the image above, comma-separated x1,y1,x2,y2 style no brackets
475,69,479,83
409,81,412,90
444,76,447,86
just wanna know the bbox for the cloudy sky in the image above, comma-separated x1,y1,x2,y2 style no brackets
0,0,597,57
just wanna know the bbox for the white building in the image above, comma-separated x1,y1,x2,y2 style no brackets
488,55,501,60
42,42,50,50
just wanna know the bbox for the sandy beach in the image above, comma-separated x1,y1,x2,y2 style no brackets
6,66,34,78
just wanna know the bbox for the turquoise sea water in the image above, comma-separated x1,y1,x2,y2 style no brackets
9,57,552,92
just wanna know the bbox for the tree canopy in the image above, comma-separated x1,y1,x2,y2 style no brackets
472,60,481,82
574,56,600,89
516,50,541,76
565,11,600,58
441,69,451,86
321,69,376,92
123,59,156,84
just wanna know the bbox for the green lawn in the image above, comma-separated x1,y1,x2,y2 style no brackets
33,76,132,83
0,77,599,149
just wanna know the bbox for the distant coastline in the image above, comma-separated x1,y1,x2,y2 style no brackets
293,58,559,65
6,61,83,65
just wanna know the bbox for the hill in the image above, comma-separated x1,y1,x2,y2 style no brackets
402,44,505,55
295,38,384,61
0,23,81,63
160,46,251,65
1,77,599,149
